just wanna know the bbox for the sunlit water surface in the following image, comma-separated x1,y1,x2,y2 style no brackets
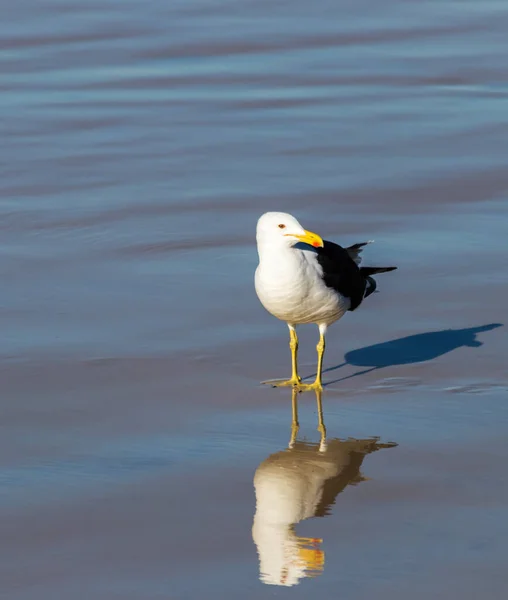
1,1,507,598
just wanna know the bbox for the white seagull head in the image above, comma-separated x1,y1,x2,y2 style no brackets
256,212,324,250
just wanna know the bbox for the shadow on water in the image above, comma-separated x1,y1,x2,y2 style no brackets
323,323,503,385
252,389,397,587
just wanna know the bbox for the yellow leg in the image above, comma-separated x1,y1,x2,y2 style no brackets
315,333,325,390
289,388,299,447
294,331,325,392
289,327,301,384
262,326,303,388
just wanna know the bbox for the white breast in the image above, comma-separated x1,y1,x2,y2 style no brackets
255,247,349,326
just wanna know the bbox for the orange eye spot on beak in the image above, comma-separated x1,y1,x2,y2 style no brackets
312,241,321,248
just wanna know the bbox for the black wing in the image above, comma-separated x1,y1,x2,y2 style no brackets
316,240,367,311
345,241,371,265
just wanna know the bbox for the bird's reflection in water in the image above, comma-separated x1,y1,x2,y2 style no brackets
252,388,397,587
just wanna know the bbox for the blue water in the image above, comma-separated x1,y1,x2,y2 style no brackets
1,1,507,598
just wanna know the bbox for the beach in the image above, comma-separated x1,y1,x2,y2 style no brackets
1,1,508,598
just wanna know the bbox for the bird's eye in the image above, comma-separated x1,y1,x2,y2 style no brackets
278,224,286,229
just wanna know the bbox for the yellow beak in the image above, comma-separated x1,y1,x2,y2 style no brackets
288,229,324,248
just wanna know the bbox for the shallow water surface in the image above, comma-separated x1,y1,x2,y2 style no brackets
1,1,508,598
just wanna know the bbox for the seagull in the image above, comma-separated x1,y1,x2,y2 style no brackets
255,212,397,391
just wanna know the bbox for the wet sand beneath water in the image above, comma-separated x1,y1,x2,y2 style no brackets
1,0,508,598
